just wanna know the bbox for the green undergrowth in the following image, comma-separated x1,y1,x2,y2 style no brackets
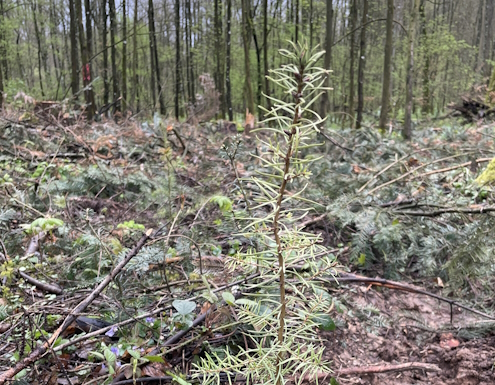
1,74,495,382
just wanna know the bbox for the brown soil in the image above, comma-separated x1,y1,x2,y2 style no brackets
322,285,495,385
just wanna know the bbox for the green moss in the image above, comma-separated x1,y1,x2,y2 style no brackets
475,157,495,185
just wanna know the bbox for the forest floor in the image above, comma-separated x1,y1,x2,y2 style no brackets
1,109,495,384
324,286,495,385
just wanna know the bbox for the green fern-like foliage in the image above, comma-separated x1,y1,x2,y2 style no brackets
194,42,338,385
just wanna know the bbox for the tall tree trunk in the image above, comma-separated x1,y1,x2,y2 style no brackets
309,0,313,49
241,0,255,115
348,0,357,127
75,0,95,119
148,0,156,109
252,28,262,119
0,52,3,109
226,0,233,120
214,0,225,118
101,0,109,105
294,0,299,44
131,0,138,110
175,0,180,118
319,0,333,119
356,0,368,129
379,0,394,129
477,0,486,72
109,0,119,107
84,0,96,117
263,0,271,110
122,0,127,111
150,0,165,114
420,0,430,115
404,0,420,140
185,0,195,104
69,0,80,98
31,0,45,97
0,0,7,82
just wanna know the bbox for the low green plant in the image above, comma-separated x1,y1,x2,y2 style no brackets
193,41,339,385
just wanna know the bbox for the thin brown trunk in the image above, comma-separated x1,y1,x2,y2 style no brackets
174,0,180,118
214,0,225,117
294,0,299,44
319,0,333,119
404,0,420,140
356,0,368,129
75,0,95,119
131,0,138,110
122,0,127,111
226,0,233,120
101,0,109,105
263,0,271,110
185,0,194,104
148,0,156,109
379,0,394,129
241,0,255,115
420,0,430,115
84,0,95,117
31,0,45,97
0,0,7,82
109,0,119,106
348,0,357,127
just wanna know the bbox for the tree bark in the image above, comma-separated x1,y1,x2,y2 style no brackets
109,0,119,107
420,0,430,115
185,0,195,104
356,0,368,129
379,0,394,129
122,0,127,111
226,0,233,120
214,0,225,117
101,0,109,105
148,0,156,109
404,0,420,140
241,0,255,116
75,0,95,119
131,0,138,110
294,0,299,44
348,0,357,127
31,0,45,97
319,0,333,120
84,0,96,117
175,0,180,118
263,0,271,110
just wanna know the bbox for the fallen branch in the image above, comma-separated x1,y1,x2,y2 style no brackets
18,271,62,295
296,362,441,383
357,148,433,193
392,205,495,217
410,157,491,179
325,273,495,322
366,152,475,195
0,229,153,384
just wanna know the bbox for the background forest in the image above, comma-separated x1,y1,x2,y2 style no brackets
0,0,489,129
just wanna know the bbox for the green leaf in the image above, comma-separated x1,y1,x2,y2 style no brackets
172,299,196,315
89,351,105,361
166,372,193,385
104,348,116,364
127,349,141,359
222,292,236,305
143,355,165,363
358,253,366,266
314,314,336,331
330,378,340,385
